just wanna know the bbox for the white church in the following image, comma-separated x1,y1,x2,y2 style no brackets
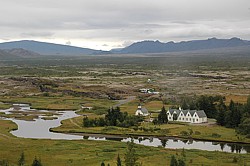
135,104,149,116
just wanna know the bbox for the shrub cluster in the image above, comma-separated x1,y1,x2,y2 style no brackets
83,107,143,128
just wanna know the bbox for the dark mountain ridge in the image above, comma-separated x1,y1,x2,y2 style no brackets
119,37,250,54
0,38,250,56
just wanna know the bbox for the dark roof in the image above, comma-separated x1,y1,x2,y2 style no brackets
196,110,207,118
141,107,148,114
168,109,207,118
168,109,181,116
181,110,188,116
189,110,196,116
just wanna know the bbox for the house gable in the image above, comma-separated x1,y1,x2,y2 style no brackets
193,112,198,118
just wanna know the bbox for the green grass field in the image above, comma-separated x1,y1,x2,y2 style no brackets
0,103,11,109
0,96,116,110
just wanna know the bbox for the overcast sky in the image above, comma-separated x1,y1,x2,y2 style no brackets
0,0,250,50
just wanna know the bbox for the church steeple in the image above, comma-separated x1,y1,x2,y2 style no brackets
138,103,142,110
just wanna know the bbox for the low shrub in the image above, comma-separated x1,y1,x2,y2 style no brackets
232,156,238,163
211,133,221,138
194,131,201,135
180,131,189,136
246,134,250,139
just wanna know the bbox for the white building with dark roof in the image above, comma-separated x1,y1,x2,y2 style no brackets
167,109,207,123
135,104,149,116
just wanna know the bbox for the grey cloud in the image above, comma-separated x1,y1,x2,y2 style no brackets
0,0,250,48
21,32,54,37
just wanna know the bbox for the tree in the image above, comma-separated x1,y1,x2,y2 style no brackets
216,98,227,126
178,159,186,166
117,154,122,166
101,161,105,166
196,95,217,118
157,106,168,124
232,105,242,127
237,118,250,135
31,157,42,166
18,152,25,166
225,100,243,128
181,99,189,110
152,118,158,125
246,95,250,114
170,155,178,166
83,117,91,127
124,140,138,166
98,117,106,127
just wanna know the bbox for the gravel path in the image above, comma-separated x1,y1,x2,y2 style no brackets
112,96,136,108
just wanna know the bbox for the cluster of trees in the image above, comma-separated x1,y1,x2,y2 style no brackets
153,106,168,125
216,97,250,136
216,99,242,128
0,152,42,166
181,95,223,118
181,95,250,135
235,96,250,135
83,107,143,128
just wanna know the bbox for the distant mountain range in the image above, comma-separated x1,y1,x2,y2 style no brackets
118,37,250,54
0,40,108,56
0,38,249,57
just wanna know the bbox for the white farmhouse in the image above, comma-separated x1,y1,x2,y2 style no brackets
135,104,149,116
167,109,207,123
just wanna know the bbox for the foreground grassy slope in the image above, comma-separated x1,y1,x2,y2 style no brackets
1,120,250,166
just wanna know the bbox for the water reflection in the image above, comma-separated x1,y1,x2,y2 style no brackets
220,143,225,151
160,138,168,147
82,135,250,154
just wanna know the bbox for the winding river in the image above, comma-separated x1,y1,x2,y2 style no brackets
1,104,250,154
